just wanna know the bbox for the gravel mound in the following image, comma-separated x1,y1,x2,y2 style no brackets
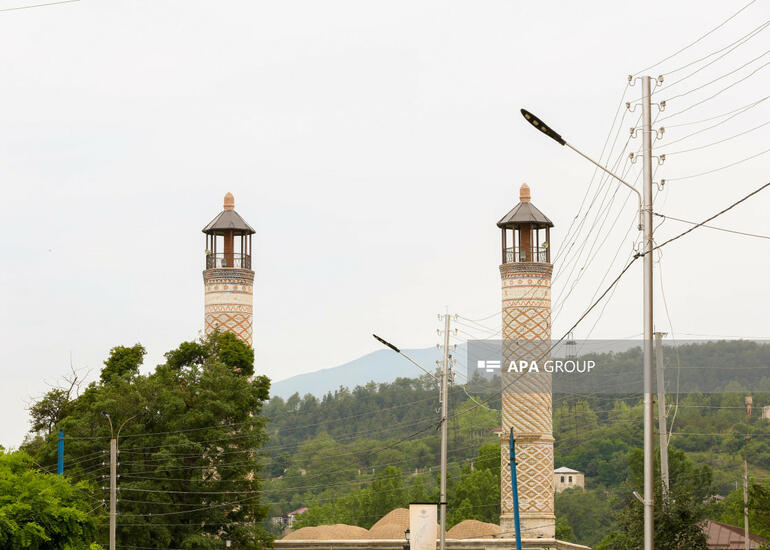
446,520,500,539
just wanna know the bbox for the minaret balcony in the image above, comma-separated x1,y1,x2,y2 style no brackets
504,246,549,263
206,252,251,270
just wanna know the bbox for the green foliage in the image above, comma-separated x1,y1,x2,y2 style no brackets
100,343,146,383
0,450,101,549
29,388,73,434
554,488,613,547
718,480,770,540
598,448,713,550
24,333,271,550
597,481,709,550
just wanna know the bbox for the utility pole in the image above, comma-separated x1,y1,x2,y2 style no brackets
744,395,752,550
654,332,669,499
371,325,450,550
109,437,117,550
102,411,142,550
641,74,655,550
439,313,450,550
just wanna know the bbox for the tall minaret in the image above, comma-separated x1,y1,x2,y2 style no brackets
497,183,555,538
202,193,255,347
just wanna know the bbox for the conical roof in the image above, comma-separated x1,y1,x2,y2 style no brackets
497,183,553,229
202,192,255,235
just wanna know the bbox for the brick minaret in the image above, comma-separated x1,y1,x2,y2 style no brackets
497,183,555,538
202,193,255,346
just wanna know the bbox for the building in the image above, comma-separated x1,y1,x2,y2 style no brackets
202,193,255,346
553,467,585,493
497,183,555,538
762,405,770,420
273,507,309,531
703,519,769,549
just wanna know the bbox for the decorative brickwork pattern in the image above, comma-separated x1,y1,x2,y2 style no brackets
203,268,254,347
499,262,555,538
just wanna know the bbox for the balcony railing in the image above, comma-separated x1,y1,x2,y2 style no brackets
206,253,251,269
504,246,548,263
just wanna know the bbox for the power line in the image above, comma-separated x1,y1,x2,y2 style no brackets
659,62,770,121
0,0,78,11
653,212,770,240
663,120,770,156
661,19,770,77
632,0,759,75
664,95,769,128
664,148,770,181
639,182,770,254
665,53,770,102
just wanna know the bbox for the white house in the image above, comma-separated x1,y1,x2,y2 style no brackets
553,467,585,493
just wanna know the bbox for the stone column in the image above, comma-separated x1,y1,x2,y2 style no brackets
499,261,554,538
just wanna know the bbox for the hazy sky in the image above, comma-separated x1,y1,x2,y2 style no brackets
1,0,769,448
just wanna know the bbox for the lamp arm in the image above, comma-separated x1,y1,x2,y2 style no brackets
565,142,643,230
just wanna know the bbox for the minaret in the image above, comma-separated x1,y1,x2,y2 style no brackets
497,183,555,538
202,193,255,347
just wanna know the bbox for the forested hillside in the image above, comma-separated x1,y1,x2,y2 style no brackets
262,340,770,547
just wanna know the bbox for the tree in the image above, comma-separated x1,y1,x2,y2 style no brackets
555,487,614,547
598,448,712,550
24,333,271,550
99,343,146,383
448,442,500,527
0,450,101,549
718,480,770,540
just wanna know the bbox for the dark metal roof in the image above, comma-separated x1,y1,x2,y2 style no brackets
202,209,255,235
497,201,553,229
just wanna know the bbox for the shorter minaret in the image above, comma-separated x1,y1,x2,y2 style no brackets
202,193,255,347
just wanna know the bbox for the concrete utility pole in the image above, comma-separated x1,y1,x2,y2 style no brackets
109,437,117,550
102,411,142,550
439,313,451,550
371,327,450,550
519,89,656,547
654,332,669,499
641,75,655,550
744,395,752,550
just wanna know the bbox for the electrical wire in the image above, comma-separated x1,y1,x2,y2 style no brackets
659,62,770,121
653,212,770,239
665,149,770,181
660,19,770,77
632,0,759,75
663,120,770,155
0,0,78,11
665,54,770,101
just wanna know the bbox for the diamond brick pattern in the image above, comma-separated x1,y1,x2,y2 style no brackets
498,262,555,538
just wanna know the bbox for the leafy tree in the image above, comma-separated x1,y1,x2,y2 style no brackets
0,450,101,549
24,333,271,550
554,487,614,547
598,447,713,550
99,343,146,383
718,480,770,540
448,442,500,526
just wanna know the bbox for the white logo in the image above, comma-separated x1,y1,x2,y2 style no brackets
477,360,501,373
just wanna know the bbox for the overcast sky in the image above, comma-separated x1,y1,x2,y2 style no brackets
1,0,769,448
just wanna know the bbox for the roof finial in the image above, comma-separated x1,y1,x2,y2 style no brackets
224,192,235,211
519,183,531,203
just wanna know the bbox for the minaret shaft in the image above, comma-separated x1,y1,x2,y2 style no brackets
499,261,554,538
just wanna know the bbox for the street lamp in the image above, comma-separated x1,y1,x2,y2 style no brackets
373,334,446,550
521,85,657,550
520,109,642,229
